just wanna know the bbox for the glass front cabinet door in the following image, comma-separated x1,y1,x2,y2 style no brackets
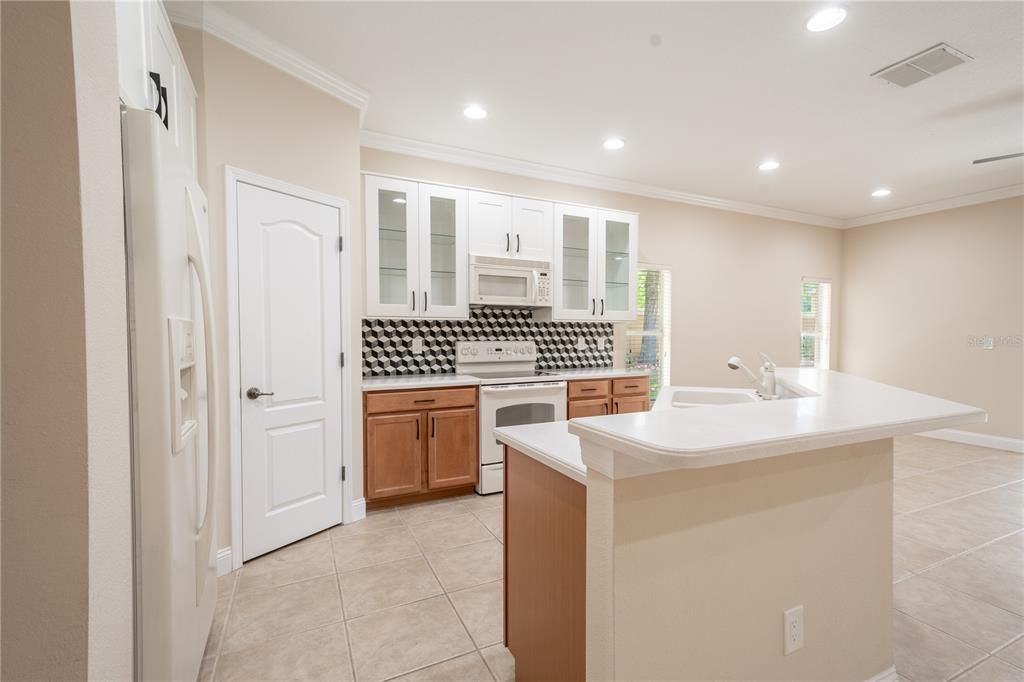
553,204,599,320
417,183,467,319
597,210,638,321
366,175,468,319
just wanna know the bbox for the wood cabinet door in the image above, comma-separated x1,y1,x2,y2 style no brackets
567,398,611,419
612,395,650,414
366,412,424,500
427,408,478,489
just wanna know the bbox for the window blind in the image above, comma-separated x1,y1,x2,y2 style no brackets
625,268,672,400
800,279,832,369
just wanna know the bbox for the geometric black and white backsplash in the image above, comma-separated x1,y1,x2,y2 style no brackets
362,306,614,376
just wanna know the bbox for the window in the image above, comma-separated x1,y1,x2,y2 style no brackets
625,267,671,401
800,278,832,369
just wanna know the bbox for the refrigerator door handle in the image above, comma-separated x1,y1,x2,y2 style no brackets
186,184,220,602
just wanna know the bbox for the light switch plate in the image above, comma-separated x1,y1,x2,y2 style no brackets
411,337,424,355
576,336,588,351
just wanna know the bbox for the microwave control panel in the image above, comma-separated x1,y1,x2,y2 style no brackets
535,271,552,304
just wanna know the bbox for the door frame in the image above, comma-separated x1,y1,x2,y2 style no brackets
225,166,354,572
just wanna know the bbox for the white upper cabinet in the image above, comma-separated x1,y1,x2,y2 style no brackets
552,205,599,320
365,175,468,319
597,210,639,321
511,198,553,262
469,193,553,262
418,183,468,318
468,191,513,258
552,205,638,322
114,1,198,179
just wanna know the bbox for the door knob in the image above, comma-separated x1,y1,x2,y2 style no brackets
246,387,274,400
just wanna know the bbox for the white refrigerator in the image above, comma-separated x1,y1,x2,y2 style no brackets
122,105,219,681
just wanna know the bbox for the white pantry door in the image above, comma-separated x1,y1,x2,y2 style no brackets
237,181,343,560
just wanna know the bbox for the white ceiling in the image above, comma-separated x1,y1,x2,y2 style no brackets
209,1,1024,223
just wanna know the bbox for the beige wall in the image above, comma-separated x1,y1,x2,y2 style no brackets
361,149,844,387
840,197,1024,441
1,2,132,677
587,439,894,680
175,28,364,551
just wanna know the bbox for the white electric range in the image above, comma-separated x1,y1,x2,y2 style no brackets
455,341,567,494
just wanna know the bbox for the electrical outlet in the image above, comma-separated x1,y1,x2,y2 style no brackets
411,337,424,355
597,336,607,351
783,605,804,655
576,336,587,351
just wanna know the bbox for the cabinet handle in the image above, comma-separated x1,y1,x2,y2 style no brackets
591,298,596,315
600,298,605,315
624,384,639,389
423,291,428,311
580,387,597,392
413,398,435,404
516,234,520,253
602,402,608,415
416,419,420,440
505,233,510,252
411,290,416,311
431,417,436,438
613,400,619,414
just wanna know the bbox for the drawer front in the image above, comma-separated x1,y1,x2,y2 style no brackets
567,379,610,399
613,376,649,396
366,387,477,414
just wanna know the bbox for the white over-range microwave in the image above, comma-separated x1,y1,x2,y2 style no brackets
469,254,552,308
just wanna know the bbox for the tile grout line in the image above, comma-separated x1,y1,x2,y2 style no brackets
896,476,1024,516
329,528,359,682
896,611,990,681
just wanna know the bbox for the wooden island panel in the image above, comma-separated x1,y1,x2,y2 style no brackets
504,446,586,682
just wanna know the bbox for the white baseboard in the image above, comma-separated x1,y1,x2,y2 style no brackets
349,497,367,524
865,666,898,682
922,428,1024,454
216,547,234,577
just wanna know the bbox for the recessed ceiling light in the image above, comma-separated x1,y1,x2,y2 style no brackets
871,188,892,197
603,137,625,151
759,160,781,171
463,105,487,120
392,197,407,204
806,7,847,32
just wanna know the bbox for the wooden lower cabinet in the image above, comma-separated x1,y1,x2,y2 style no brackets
504,447,586,681
567,375,650,418
365,412,423,499
364,386,479,505
613,394,650,414
428,407,478,489
567,397,610,419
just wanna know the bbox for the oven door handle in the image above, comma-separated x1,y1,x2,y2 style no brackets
480,382,566,395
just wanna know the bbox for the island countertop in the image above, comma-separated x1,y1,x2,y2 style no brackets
494,368,986,479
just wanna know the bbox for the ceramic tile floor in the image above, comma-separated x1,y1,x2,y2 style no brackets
202,493,512,682
204,436,1023,682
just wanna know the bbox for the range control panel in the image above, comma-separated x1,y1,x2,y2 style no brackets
456,340,538,363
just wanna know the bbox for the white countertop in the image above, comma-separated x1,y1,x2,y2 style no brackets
492,421,586,485
567,368,986,472
494,368,986,480
361,374,480,391
362,367,646,392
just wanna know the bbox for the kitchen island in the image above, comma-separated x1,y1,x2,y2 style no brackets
495,368,985,682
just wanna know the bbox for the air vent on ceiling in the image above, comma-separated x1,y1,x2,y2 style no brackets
872,43,973,87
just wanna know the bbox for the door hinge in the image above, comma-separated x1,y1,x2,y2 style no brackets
340,352,345,367
339,236,344,252
341,465,347,481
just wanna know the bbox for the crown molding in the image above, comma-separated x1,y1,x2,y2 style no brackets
843,184,1024,228
165,3,370,120
361,130,846,229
